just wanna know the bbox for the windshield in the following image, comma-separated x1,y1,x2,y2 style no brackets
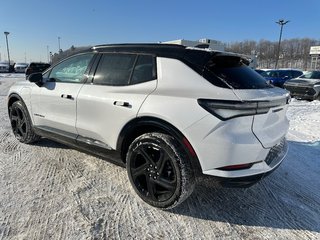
203,55,270,89
300,71,320,79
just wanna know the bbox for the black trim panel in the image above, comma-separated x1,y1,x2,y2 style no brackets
208,162,282,188
33,126,124,166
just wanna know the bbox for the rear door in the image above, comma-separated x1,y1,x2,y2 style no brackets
30,53,95,136
76,53,157,149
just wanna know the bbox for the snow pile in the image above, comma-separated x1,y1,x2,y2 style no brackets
287,98,320,142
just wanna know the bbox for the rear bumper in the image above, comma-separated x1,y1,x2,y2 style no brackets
184,110,288,177
208,166,279,188
203,138,288,187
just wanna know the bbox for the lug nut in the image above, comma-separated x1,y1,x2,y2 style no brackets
147,168,150,171
153,176,157,179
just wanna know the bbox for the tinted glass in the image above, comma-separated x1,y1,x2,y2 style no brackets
265,70,278,78
255,70,268,77
204,56,270,89
49,53,94,83
291,70,303,78
131,55,156,84
93,54,136,86
279,70,291,78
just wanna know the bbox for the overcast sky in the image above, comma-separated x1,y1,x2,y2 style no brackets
1,0,319,62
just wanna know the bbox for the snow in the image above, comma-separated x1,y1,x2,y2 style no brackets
287,98,320,142
0,74,319,239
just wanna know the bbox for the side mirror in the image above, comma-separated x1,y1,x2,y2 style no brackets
28,73,43,85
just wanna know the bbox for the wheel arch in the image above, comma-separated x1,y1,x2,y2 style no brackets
7,93,25,112
117,116,202,175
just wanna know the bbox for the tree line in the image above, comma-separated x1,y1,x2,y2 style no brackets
225,38,320,70
52,38,320,70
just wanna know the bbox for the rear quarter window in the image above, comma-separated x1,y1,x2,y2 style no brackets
203,55,270,89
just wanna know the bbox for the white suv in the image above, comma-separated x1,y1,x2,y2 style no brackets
8,44,289,208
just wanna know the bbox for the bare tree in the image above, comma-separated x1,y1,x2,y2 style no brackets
226,38,320,70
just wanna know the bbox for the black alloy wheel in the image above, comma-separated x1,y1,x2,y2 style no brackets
9,101,40,143
10,105,27,140
126,133,195,209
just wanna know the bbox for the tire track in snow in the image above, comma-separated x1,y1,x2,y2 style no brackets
104,194,129,239
0,215,12,240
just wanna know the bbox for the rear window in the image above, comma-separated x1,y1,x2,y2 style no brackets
203,56,270,89
300,71,320,79
30,63,50,68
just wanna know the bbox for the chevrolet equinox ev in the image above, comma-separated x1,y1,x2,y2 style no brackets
8,44,289,208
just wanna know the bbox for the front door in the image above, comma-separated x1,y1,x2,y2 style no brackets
31,53,95,136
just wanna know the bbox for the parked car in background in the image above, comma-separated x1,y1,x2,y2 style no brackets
0,62,10,73
8,44,289,209
14,63,28,73
284,70,320,100
255,69,268,77
25,62,50,77
264,69,303,87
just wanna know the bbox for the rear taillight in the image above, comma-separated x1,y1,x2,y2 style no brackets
198,98,288,121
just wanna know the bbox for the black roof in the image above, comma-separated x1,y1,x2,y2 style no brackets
90,43,220,69
61,43,249,76
91,43,193,59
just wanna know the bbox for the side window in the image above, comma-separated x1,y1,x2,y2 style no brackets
269,71,278,78
93,54,136,86
49,53,94,83
292,71,302,78
279,71,290,78
131,55,156,85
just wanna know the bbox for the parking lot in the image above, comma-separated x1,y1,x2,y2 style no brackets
0,74,319,239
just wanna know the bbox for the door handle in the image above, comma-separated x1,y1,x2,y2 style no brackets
61,94,73,100
113,101,131,108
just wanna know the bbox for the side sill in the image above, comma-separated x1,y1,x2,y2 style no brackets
33,126,124,167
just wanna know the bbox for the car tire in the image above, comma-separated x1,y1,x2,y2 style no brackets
9,101,40,143
126,132,195,209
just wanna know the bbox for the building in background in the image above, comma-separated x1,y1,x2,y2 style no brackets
310,46,320,70
163,38,225,51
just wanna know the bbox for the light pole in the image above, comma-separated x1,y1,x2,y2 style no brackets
47,45,49,63
275,19,289,69
4,31,11,70
58,37,61,52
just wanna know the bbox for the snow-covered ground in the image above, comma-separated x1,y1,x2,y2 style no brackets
0,74,319,239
